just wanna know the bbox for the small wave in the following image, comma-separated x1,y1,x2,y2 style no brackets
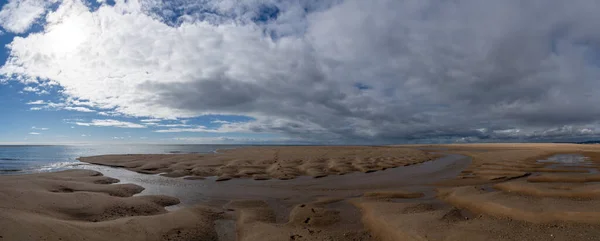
168,151,200,154
0,169,22,173
0,158,20,161
37,161,88,171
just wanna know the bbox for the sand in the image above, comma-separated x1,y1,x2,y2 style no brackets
6,144,600,240
0,169,223,241
79,146,438,180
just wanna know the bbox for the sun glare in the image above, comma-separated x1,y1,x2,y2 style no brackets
46,16,89,54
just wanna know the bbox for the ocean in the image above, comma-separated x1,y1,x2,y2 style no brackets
0,144,245,174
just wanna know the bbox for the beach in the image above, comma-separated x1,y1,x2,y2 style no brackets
4,144,600,240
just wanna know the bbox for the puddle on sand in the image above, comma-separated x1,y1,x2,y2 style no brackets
537,154,591,165
537,154,599,174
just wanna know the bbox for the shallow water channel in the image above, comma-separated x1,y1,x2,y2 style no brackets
70,153,471,208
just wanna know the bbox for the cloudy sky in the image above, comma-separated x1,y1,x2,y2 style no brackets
1,0,600,144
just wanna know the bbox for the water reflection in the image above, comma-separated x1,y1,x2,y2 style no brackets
537,154,591,165
537,154,599,174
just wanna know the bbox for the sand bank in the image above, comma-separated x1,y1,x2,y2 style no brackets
79,146,438,180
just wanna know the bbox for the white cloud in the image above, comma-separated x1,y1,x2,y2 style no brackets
154,126,209,133
28,132,40,135
63,106,96,112
75,119,146,128
26,101,66,111
45,102,65,108
27,100,96,112
0,0,54,33
155,124,191,127
170,136,298,144
22,86,49,94
211,119,230,124
153,120,288,133
22,86,38,92
26,100,45,105
65,98,95,107
141,118,162,123
97,111,120,116
0,0,302,118
31,126,48,130
169,137,238,144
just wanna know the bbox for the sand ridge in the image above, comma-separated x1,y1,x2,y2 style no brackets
349,144,600,240
431,144,600,225
79,146,438,180
352,198,600,241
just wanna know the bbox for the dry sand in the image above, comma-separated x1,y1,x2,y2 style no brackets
5,144,600,240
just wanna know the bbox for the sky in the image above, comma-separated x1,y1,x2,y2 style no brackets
1,0,600,144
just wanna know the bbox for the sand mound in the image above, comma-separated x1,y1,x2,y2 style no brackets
79,146,436,181
527,173,600,183
225,200,276,224
0,169,180,221
440,186,600,223
288,203,341,227
400,203,438,214
354,198,600,241
355,201,434,241
495,180,600,198
0,170,222,241
228,198,372,241
439,208,472,222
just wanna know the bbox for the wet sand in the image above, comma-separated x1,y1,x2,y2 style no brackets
78,146,439,180
5,144,600,240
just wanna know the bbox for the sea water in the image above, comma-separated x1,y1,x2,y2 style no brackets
0,144,244,174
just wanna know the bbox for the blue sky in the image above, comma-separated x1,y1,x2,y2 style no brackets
0,78,276,144
0,67,273,144
2,0,600,144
